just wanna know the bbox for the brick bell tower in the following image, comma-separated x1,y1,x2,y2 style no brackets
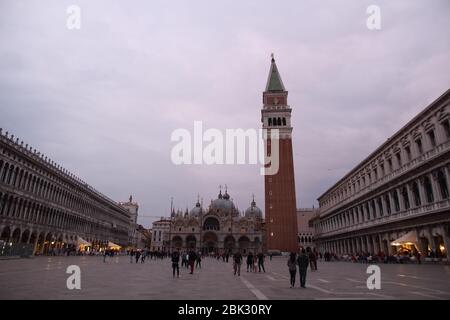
262,54,298,253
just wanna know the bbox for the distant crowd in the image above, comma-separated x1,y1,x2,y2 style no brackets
320,249,446,264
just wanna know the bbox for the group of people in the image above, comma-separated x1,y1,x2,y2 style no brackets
169,249,268,278
287,248,310,288
328,250,427,264
102,248,118,262
127,249,151,263
232,251,266,276
171,250,202,277
245,252,266,273
213,252,231,262
131,246,319,289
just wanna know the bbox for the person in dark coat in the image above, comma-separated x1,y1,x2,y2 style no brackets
308,249,317,271
171,250,180,278
135,250,141,263
233,251,243,276
246,252,254,272
188,250,197,274
297,248,309,288
195,252,202,269
287,252,297,288
257,252,265,272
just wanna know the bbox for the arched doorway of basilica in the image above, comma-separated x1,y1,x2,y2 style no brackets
203,217,220,231
224,235,235,253
238,236,250,254
186,235,197,249
172,236,183,249
254,237,261,252
203,232,218,254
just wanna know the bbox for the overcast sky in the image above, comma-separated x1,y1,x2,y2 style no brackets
1,0,449,227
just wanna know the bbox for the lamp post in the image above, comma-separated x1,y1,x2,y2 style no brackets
168,197,173,253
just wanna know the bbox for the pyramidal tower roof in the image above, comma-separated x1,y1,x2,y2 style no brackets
265,54,286,92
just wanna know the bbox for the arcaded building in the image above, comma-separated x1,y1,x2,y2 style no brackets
167,189,264,254
0,130,132,254
312,89,450,258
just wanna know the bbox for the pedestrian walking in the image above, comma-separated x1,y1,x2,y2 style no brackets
188,250,197,274
257,251,265,272
196,252,202,269
171,250,180,278
135,250,141,263
287,252,297,288
308,249,317,271
297,248,309,288
181,252,187,268
233,251,243,276
246,252,254,272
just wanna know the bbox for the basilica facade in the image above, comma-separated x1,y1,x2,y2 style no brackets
168,189,264,254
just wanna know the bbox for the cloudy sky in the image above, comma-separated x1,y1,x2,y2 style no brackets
1,0,449,227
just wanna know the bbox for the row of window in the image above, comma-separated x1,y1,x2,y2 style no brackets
153,229,163,241
298,236,313,243
0,192,129,238
322,118,450,208
319,169,449,233
0,156,128,224
267,117,287,127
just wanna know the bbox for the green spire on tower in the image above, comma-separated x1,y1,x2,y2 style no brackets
265,53,286,92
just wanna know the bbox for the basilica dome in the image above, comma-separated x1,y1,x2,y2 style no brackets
189,200,202,217
211,190,235,211
245,198,262,218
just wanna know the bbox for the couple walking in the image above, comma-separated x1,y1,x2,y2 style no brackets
287,248,309,288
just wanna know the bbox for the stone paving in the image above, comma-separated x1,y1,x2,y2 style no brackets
0,255,449,299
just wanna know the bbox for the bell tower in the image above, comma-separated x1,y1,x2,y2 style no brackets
262,54,298,253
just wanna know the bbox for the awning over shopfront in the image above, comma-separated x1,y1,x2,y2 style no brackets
77,237,92,247
391,231,418,246
107,241,121,250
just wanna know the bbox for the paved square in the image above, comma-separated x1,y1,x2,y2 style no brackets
0,256,449,299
